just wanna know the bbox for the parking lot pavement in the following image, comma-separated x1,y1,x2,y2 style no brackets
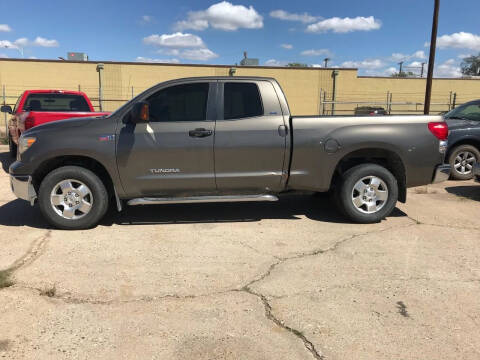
0,145,479,359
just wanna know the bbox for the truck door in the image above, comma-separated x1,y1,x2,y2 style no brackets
116,81,217,197
214,81,288,193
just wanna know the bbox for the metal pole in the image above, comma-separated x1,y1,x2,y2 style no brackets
424,0,440,115
331,70,339,115
398,61,404,75
448,91,452,111
78,84,81,92
386,91,390,112
452,92,457,109
421,63,426,78
322,91,326,115
389,93,393,114
96,63,104,111
131,86,134,99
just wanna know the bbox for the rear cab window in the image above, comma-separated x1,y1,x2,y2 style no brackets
23,93,91,112
224,82,263,120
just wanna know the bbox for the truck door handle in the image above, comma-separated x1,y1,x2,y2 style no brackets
189,128,213,138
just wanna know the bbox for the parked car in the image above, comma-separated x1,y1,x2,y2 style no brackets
443,100,480,180
1,90,110,157
9,77,450,229
354,106,388,116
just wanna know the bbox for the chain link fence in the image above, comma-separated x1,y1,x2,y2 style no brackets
1,84,477,138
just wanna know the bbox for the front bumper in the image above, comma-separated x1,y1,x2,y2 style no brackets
432,164,451,184
473,163,480,183
10,175,37,205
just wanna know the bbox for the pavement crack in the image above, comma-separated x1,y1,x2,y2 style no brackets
241,286,324,360
7,230,52,273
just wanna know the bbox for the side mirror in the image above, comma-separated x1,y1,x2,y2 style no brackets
1,105,12,114
130,102,149,124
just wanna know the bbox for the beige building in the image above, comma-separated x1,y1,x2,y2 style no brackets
1,58,479,121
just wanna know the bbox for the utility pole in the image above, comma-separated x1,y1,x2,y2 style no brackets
398,61,404,75
324,58,330,68
424,0,440,114
421,62,426,78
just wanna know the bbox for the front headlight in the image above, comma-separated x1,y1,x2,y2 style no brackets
18,136,36,155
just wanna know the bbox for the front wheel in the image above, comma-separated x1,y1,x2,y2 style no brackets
335,164,398,223
38,166,109,230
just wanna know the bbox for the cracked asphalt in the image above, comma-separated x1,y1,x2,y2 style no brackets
0,145,479,359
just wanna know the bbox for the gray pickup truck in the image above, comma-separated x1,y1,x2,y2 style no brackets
9,77,450,229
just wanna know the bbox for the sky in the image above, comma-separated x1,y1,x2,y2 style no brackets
0,0,479,77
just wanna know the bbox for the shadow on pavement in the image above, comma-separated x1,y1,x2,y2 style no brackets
445,185,480,202
104,193,407,227
0,151,13,174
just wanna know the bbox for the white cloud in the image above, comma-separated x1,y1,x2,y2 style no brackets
136,56,180,63
435,59,462,78
363,67,397,76
0,40,17,49
31,37,59,47
341,59,386,69
281,43,293,50
434,32,480,51
0,24,11,32
407,61,424,67
0,53,8,58
269,10,319,23
175,1,263,31
301,49,331,56
14,38,29,47
306,16,381,34
141,15,153,24
458,53,472,59
1,37,59,49
264,59,287,67
174,48,218,61
143,32,218,62
391,50,426,62
143,33,204,48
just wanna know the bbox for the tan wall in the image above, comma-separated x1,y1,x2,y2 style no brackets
0,59,479,118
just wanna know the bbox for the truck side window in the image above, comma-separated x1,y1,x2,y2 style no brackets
224,82,263,120
147,83,209,122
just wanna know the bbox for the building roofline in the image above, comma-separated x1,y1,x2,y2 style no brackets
0,57,358,71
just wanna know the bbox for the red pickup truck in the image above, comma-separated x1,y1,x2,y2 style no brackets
1,90,110,157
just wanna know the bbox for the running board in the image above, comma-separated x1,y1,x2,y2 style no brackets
127,194,279,206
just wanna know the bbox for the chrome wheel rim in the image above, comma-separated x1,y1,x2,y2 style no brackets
454,152,476,175
50,179,93,220
351,176,388,214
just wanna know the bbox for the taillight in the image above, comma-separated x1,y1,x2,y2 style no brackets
24,113,35,130
428,122,448,141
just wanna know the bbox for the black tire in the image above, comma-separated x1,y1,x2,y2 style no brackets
448,145,480,180
8,134,17,158
335,164,398,224
38,166,109,230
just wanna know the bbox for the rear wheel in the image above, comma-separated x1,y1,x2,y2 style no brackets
335,164,398,223
448,145,479,180
8,134,17,158
38,166,109,230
